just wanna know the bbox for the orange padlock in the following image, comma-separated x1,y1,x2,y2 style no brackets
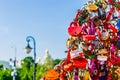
68,21,82,37
63,62,73,71
87,3,98,12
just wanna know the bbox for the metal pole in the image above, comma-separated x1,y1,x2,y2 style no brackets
13,47,17,80
26,36,36,80
13,60,16,80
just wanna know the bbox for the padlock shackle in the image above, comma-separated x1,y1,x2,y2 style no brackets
70,21,80,27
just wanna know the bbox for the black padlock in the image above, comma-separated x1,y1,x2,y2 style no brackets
98,7,106,20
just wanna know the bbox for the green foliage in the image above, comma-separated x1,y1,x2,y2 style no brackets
21,56,34,70
36,64,47,80
53,59,61,66
18,56,34,80
0,69,12,80
0,64,3,70
0,56,62,80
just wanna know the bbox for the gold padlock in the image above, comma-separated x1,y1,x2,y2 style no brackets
66,37,79,49
87,1,98,12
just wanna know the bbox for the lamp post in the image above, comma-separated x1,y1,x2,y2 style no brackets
10,47,17,80
25,36,36,80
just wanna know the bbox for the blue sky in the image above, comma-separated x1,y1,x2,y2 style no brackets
0,0,88,63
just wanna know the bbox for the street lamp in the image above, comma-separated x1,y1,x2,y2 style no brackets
10,58,17,80
25,36,36,80
10,47,17,80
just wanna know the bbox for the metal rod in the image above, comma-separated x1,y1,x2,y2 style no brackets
26,36,36,80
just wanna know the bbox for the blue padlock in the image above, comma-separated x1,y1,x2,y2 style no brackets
117,18,120,30
118,30,120,36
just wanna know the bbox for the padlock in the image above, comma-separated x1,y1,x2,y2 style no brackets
87,1,98,12
92,39,102,48
70,49,84,59
114,65,120,77
101,0,107,9
92,16,102,27
98,64,108,80
68,21,82,37
88,12,96,19
78,10,88,23
82,35,95,41
81,9,89,19
117,30,120,36
113,10,119,19
114,2,120,10
104,7,114,24
74,68,79,80
108,0,115,4
115,2,120,10
66,37,79,49
80,42,88,51
97,49,108,61
100,30,110,41
63,62,73,71
108,23,118,32
73,58,87,69
88,27,93,35
98,7,106,20
116,18,120,30
109,32,118,41
83,70,91,80
96,28,102,38
89,21,95,35
117,38,120,50
117,50,120,57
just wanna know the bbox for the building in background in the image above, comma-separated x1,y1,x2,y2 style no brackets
43,49,54,69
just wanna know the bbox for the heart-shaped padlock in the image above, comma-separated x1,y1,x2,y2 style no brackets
68,21,82,37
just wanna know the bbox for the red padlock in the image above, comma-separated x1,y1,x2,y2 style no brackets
108,23,118,32
68,21,82,37
96,28,102,38
116,2,120,10
73,58,87,69
82,35,95,40
109,32,118,40
104,7,114,24
63,62,73,71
